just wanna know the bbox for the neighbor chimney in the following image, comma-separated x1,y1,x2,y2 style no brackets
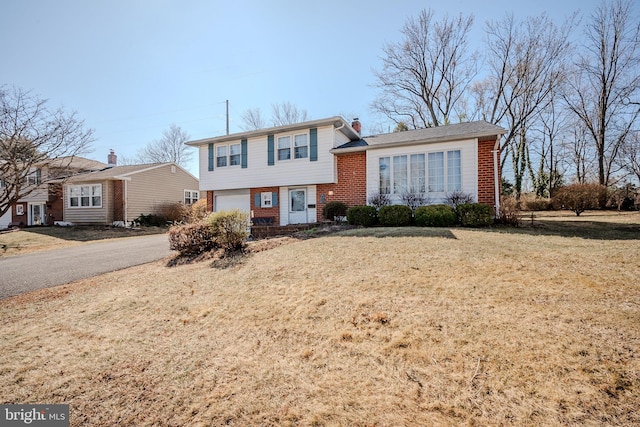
351,118,361,135
108,149,117,167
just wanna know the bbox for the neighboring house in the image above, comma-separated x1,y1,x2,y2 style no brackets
6,156,107,227
187,116,506,226
59,162,199,226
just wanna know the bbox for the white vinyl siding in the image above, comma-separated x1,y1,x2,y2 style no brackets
199,125,338,191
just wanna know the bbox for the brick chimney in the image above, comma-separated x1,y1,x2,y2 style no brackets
107,149,117,167
351,118,362,135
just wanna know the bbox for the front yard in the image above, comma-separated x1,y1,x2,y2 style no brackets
0,211,638,426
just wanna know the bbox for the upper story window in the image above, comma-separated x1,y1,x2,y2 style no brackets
184,190,199,205
229,144,241,166
27,169,42,186
294,134,308,159
278,136,291,160
216,146,227,167
0,177,5,188
68,184,102,208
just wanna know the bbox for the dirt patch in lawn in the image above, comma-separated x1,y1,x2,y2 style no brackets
0,213,639,426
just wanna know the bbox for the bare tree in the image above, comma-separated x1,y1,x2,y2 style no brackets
474,13,574,199
136,124,193,167
620,131,640,182
0,86,94,218
271,102,309,126
372,9,476,128
240,107,266,131
563,0,640,189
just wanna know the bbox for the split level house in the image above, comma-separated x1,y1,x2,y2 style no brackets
187,117,506,226
1,151,200,228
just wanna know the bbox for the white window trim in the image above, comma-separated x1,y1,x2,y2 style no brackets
27,169,42,186
377,149,462,195
16,205,24,215
261,192,272,208
276,132,308,162
184,190,199,205
215,143,242,168
68,184,102,208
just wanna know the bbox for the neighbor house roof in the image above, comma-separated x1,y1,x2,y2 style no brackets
332,120,506,153
47,156,107,171
61,163,171,183
185,116,361,146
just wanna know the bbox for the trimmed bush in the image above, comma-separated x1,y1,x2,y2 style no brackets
457,203,493,227
523,198,552,211
207,209,250,252
552,183,607,216
322,201,348,221
347,206,378,227
189,199,209,222
368,192,392,210
168,221,216,255
378,205,412,227
414,204,457,227
158,202,190,223
444,191,474,209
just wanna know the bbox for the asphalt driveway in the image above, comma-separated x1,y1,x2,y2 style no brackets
0,234,174,299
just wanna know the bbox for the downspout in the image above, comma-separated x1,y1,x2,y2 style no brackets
493,138,501,216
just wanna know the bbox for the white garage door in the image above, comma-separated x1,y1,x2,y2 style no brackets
214,190,250,213
0,210,11,230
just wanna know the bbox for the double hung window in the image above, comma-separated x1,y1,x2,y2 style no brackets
278,136,291,160
69,184,102,208
216,146,228,167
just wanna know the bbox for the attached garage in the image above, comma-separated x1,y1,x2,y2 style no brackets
214,189,251,213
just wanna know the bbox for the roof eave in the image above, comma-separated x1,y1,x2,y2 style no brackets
186,116,359,146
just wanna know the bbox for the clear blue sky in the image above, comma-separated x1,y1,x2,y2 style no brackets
1,0,602,175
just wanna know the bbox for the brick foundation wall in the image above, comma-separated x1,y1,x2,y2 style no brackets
250,187,280,224
316,152,367,221
477,138,500,207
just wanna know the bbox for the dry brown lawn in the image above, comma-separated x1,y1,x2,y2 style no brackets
1,211,639,426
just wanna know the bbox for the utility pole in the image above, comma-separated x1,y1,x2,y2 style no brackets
226,100,229,135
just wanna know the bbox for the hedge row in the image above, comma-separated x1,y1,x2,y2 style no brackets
347,203,493,228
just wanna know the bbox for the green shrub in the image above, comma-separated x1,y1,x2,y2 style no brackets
414,204,457,227
552,183,607,216
207,209,250,252
322,201,348,221
378,205,412,227
168,221,216,255
347,206,378,227
457,203,494,227
132,213,166,227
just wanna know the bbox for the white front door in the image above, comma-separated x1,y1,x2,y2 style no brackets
288,188,307,224
29,203,46,226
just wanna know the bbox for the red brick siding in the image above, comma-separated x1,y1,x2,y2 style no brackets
11,203,27,226
477,138,500,207
113,180,125,221
250,187,280,224
316,152,367,221
206,190,214,212
47,184,64,224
